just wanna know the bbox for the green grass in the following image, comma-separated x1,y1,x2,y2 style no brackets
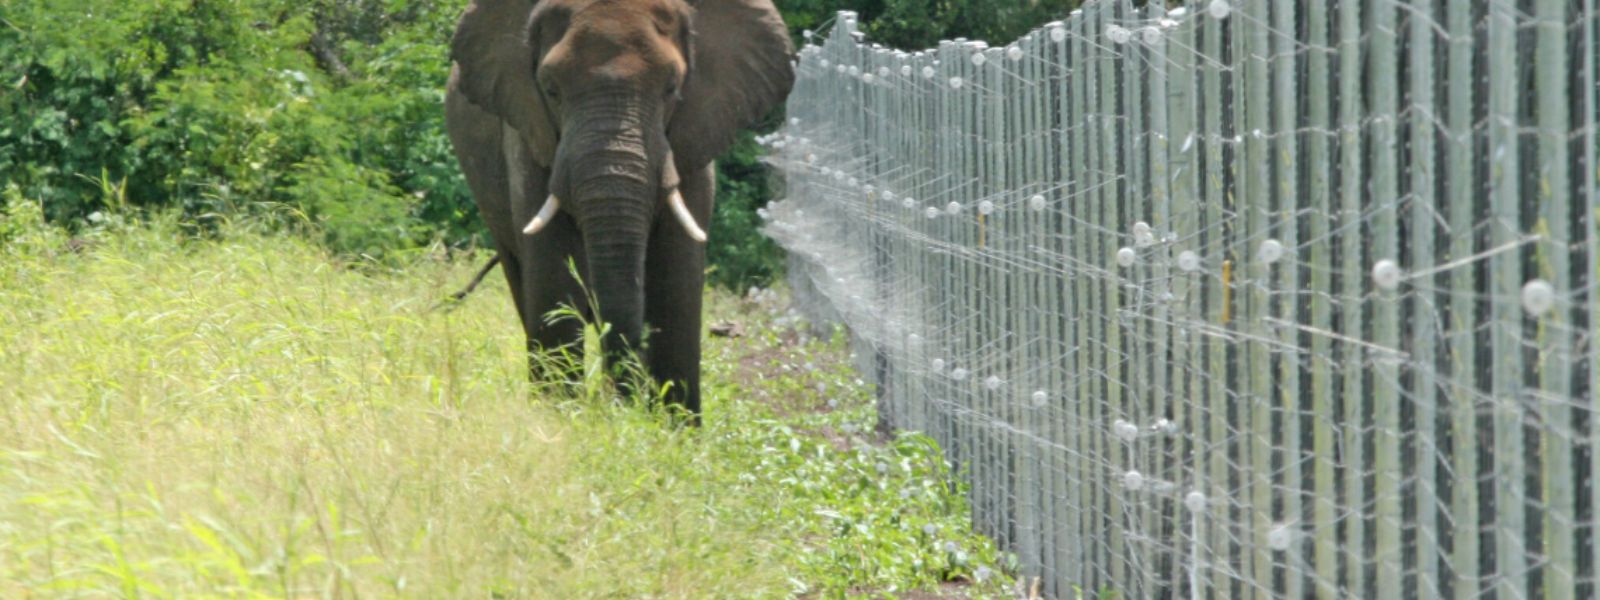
0,203,1013,598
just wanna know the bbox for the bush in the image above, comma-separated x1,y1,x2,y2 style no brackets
709,130,786,290
0,0,463,260
1,0,1082,282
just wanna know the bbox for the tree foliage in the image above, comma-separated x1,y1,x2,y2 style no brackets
1,0,466,258
1,0,1079,283
777,0,1083,50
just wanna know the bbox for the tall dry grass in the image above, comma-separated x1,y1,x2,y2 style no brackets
0,214,789,597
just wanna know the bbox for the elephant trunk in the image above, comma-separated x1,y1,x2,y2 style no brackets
580,199,649,365
561,96,658,370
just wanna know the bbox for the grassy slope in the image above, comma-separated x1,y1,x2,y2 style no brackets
0,211,1011,598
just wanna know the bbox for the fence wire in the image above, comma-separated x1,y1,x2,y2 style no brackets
761,1,1600,598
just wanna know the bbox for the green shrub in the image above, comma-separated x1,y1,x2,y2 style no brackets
0,0,456,259
2,0,1083,281
709,130,786,291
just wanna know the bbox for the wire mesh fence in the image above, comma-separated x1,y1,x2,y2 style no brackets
761,1,1600,597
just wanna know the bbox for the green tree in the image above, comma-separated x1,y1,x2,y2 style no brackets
2,0,1082,283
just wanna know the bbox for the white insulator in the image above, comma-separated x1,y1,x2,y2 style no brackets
1029,194,1047,211
950,368,969,381
862,73,874,83
922,66,936,79
925,206,940,219
978,200,995,215
878,67,890,77
820,59,830,68
1372,259,1403,291
904,197,918,209
1113,419,1139,442
836,65,846,74
1257,239,1284,264
901,65,912,77
1050,27,1067,43
848,65,860,76
1522,279,1556,316
1123,470,1144,491
1133,221,1154,246
1208,0,1232,19
949,76,963,89
1178,250,1200,272
1141,27,1162,44
931,358,945,372
1107,25,1131,44
1116,247,1137,268
1031,390,1048,407
946,201,961,215
984,375,1002,390
1185,491,1207,512
971,53,986,66
1007,46,1024,61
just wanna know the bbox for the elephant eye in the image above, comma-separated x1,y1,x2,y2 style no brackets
539,77,560,102
665,82,679,99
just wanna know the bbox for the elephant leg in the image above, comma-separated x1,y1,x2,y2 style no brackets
446,91,572,380
517,211,590,382
644,166,713,422
497,247,574,381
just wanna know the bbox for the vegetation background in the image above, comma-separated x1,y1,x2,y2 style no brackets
0,0,1081,289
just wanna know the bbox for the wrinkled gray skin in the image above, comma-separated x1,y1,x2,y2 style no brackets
445,0,793,419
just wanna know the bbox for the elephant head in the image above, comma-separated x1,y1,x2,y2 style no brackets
449,0,793,362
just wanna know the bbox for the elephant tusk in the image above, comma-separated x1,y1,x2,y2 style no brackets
521,195,560,235
668,189,707,243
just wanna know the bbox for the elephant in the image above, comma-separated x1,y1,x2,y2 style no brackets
444,0,795,419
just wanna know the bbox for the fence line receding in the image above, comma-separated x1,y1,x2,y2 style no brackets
762,1,1600,598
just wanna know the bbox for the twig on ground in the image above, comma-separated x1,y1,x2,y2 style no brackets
431,253,501,312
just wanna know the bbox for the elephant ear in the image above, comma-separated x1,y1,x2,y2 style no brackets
451,0,558,166
669,0,795,173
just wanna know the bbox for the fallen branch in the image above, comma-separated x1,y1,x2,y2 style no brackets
431,253,501,312
309,26,353,83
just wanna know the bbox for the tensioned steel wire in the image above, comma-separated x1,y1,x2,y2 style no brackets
761,1,1600,598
